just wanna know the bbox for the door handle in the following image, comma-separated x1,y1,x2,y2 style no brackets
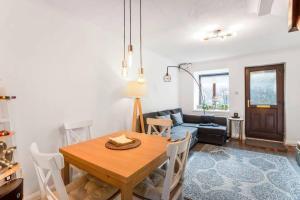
247,100,250,108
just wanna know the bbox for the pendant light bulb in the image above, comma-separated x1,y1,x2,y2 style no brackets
127,44,133,67
137,67,145,83
121,60,128,78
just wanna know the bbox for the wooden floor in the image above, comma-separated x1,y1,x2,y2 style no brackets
193,139,295,153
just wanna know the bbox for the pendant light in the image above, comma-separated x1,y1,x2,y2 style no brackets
137,0,145,83
127,0,133,68
121,0,128,77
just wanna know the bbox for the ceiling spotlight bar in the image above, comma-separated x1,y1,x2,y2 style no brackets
202,29,235,41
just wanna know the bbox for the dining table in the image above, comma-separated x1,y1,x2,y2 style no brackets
59,131,169,200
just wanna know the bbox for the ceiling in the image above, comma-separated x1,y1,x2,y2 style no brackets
40,0,300,63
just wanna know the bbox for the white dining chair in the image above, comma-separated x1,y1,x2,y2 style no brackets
133,132,191,200
147,118,172,138
63,120,93,180
30,143,119,200
63,120,93,146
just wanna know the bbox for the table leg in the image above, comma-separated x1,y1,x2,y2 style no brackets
62,159,70,185
228,120,232,140
240,121,244,143
121,184,133,200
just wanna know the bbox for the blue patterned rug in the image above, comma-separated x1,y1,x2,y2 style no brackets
183,145,300,200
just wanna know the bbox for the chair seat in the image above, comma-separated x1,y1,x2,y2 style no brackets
134,169,165,200
134,169,182,200
59,174,119,200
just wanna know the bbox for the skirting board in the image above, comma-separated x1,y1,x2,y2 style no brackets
285,140,297,147
24,191,41,200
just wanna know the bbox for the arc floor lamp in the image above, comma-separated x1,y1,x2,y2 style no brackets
163,63,201,88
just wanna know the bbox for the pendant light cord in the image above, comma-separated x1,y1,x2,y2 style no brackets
123,0,126,60
129,0,132,45
140,0,143,67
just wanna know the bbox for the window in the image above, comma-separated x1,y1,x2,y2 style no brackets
196,70,229,111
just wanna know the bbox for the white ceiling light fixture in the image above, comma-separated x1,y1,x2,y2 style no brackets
202,29,236,41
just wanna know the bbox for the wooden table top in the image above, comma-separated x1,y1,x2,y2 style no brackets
59,131,169,184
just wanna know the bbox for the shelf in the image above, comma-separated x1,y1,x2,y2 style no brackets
0,132,14,141
0,96,16,100
0,118,10,123
0,164,20,180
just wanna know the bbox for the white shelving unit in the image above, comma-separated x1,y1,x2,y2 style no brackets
0,96,20,186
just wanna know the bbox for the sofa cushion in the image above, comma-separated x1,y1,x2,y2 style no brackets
171,112,183,126
199,115,215,123
171,125,198,148
198,125,227,135
158,108,183,117
170,108,183,115
158,110,171,116
171,126,198,140
180,123,199,128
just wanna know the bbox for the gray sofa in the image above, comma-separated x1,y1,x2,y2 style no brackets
136,108,227,148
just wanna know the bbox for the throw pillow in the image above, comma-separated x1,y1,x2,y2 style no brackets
158,110,171,116
171,112,183,126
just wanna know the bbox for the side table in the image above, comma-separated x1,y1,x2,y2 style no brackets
228,118,244,142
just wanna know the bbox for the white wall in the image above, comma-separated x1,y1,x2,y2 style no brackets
179,47,300,145
0,0,178,196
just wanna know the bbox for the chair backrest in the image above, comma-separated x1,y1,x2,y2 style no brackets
63,120,93,145
30,143,69,200
147,118,172,138
162,132,191,200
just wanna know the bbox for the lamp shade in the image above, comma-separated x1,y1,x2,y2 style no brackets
125,81,146,98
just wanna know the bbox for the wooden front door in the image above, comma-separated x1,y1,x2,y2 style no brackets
245,64,284,141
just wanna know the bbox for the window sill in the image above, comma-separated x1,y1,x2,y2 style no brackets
192,109,230,113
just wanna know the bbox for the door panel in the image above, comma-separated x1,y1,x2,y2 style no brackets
245,64,284,141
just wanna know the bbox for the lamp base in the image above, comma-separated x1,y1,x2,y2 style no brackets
132,98,145,133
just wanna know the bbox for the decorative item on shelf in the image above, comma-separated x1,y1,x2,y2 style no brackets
0,130,12,137
0,142,7,154
0,141,17,170
125,81,146,133
232,112,240,118
0,96,16,100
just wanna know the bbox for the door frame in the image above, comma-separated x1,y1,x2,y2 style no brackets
244,63,285,142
